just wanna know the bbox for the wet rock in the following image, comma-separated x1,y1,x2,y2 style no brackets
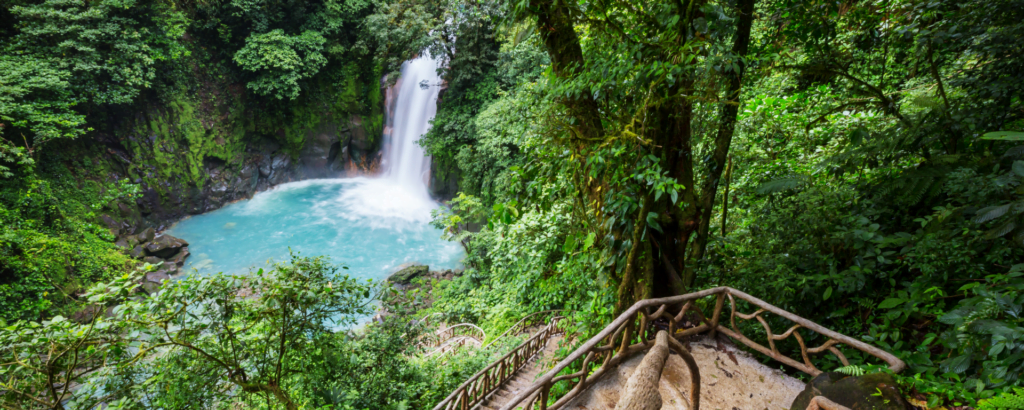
117,202,134,217
349,115,371,151
790,372,910,410
114,237,131,249
129,245,146,259
138,227,156,244
144,234,189,258
167,247,190,267
258,157,272,177
300,123,340,176
269,154,292,185
123,234,141,248
142,270,172,294
143,256,165,265
388,264,428,284
100,214,122,236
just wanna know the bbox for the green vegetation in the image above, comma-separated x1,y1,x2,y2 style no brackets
3,0,1024,407
416,0,1024,405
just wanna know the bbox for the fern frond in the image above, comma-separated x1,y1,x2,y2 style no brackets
756,176,810,195
975,204,1011,224
979,387,1024,410
835,365,865,376
984,221,1017,239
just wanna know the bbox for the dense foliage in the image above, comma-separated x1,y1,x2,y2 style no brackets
418,0,1024,405
3,0,1024,406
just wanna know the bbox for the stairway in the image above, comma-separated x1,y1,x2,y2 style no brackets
477,335,563,410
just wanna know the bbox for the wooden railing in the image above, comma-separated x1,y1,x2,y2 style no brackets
431,317,565,410
496,286,906,410
419,323,486,353
484,310,563,348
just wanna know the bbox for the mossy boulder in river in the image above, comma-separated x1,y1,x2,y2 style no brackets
144,234,189,258
387,265,428,284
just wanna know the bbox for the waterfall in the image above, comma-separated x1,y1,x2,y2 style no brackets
381,55,441,196
332,54,442,226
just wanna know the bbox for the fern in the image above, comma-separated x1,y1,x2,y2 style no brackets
834,365,865,376
880,165,950,206
979,388,1024,410
975,204,1011,224
984,220,1017,239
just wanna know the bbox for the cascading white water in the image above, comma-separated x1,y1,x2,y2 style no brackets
333,54,442,225
382,55,441,194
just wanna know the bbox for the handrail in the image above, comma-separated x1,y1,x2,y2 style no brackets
484,310,563,348
497,286,906,410
425,335,484,358
419,323,486,351
431,317,565,410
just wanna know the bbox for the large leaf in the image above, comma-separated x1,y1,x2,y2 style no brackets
941,354,972,374
877,298,905,309
981,131,1024,141
983,221,1016,239
1013,161,1024,177
974,204,1010,224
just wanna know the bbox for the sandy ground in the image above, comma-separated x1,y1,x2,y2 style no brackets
562,334,805,410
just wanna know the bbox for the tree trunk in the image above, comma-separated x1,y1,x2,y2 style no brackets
684,0,756,289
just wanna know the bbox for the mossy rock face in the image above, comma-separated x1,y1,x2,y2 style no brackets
790,372,911,410
388,265,429,284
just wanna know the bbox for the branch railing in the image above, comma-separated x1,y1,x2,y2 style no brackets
496,286,906,410
431,317,565,410
484,310,563,348
419,323,486,352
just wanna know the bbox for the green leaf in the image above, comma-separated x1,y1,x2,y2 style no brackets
981,130,1024,141
941,354,972,374
823,286,832,300
877,298,905,309
583,233,596,251
849,127,868,145
646,212,663,233
983,221,1016,239
974,204,1010,224
1013,161,1024,177
563,235,578,254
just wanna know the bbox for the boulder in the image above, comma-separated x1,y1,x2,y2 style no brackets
388,264,428,284
138,227,156,244
123,234,141,248
129,245,146,259
142,270,172,294
167,246,190,267
144,234,189,258
114,237,131,249
143,256,165,265
790,372,910,410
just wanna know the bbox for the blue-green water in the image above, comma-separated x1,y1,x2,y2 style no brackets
165,178,464,282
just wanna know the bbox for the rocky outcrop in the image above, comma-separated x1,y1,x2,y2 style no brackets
387,264,429,284
112,231,192,294
790,372,910,410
